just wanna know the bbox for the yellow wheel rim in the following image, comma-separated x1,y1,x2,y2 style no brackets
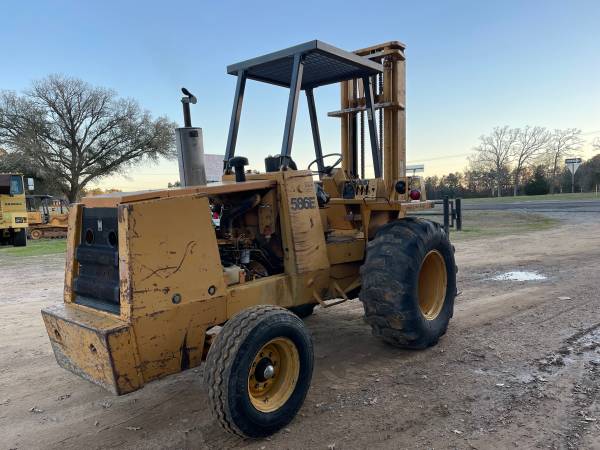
30,230,42,240
417,250,447,320
248,337,300,413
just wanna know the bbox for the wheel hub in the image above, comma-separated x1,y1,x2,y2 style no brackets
248,337,300,413
254,357,275,382
263,364,275,379
417,249,448,320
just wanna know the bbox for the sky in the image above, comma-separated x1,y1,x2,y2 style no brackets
1,0,599,190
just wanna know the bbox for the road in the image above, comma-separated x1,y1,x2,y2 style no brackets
463,198,600,213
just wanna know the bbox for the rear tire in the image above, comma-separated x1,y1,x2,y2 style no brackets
13,229,27,247
205,305,314,437
359,218,457,349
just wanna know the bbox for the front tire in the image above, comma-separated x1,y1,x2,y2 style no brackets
359,218,457,349
13,229,27,247
205,305,314,437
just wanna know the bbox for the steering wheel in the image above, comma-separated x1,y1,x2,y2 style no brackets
308,153,343,175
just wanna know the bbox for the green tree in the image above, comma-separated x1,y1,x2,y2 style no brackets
524,166,550,195
0,75,177,201
578,155,600,191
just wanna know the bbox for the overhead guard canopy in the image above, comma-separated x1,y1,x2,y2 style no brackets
227,40,382,89
224,40,383,176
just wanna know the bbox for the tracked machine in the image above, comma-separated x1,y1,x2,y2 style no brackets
26,195,69,240
42,40,457,437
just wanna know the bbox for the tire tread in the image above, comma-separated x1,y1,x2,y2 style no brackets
360,217,457,349
205,305,298,436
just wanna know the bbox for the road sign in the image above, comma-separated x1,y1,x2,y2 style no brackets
406,164,425,176
565,157,582,175
565,157,582,193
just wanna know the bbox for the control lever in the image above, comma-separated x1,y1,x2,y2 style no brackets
228,157,249,182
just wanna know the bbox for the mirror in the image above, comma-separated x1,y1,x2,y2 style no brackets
27,178,35,191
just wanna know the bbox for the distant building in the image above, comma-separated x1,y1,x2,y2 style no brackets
204,154,224,183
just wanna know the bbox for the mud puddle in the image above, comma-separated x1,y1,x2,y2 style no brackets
491,271,547,281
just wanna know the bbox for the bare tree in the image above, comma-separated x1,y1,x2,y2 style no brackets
511,126,550,196
544,129,583,193
0,75,176,201
470,126,518,197
593,137,600,152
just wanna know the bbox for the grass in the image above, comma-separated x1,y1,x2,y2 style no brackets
415,210,559,241
0,239,66,257
463,192,600,204
450,210,559,241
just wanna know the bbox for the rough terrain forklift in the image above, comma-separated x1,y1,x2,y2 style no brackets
41,40,457,438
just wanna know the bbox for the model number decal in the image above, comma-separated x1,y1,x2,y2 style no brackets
290,197,316,210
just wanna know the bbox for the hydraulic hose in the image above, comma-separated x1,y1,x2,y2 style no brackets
220,193,261,234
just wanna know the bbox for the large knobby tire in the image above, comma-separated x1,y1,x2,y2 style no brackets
205,305,314,438
359,217,457,349
13,229,27,247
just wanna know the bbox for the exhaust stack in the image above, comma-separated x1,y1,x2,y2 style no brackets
176,88,207,187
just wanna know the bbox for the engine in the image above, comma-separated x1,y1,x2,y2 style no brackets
210,191,283,286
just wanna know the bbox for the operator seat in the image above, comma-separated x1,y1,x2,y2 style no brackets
264,155,297,172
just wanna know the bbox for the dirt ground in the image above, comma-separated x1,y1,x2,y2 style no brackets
1,211,600,450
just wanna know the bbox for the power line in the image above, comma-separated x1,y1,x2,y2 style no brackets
582,129,600,136
407,130,599,164
407,152,471,163
99,131,600,179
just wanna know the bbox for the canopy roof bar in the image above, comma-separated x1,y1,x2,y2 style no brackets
281,54,304,161
305,88,324,173
224,70,247,168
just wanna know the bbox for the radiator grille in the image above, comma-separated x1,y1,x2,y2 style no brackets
73,207,120,314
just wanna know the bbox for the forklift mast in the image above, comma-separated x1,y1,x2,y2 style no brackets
334,42,406,182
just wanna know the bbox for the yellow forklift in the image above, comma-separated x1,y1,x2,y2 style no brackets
42,40,457,437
